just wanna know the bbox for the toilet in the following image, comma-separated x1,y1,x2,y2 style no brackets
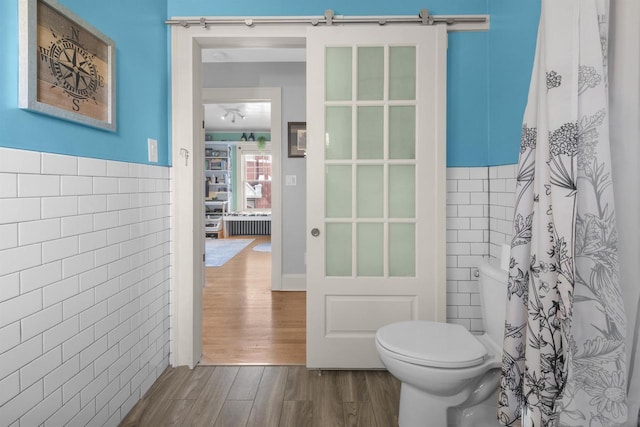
375,262,508,427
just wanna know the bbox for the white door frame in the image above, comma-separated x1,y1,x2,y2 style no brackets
170,25,307,367
202,87,282,293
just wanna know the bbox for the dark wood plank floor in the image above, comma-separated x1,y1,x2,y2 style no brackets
120,366,400,427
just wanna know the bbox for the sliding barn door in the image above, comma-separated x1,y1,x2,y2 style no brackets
306,25,448,368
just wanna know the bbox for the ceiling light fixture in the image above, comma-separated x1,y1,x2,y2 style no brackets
221,108,245,124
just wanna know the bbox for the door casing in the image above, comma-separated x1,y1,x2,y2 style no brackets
171,25,307,368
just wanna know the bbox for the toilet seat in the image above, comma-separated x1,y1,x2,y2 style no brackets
376,321,487,368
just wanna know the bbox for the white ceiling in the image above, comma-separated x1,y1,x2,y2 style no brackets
202,47,306,63
204,102,271,132
203,48,304,132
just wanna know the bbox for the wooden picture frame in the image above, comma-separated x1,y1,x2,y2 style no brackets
19,0,116,131
288,122,306,158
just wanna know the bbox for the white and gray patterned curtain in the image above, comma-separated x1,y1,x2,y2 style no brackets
498,0,628,426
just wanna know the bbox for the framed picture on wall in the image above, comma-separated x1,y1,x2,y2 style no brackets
19,0,116,131
288,122,306,158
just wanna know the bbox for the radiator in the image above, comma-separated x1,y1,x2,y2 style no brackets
226,218,271,236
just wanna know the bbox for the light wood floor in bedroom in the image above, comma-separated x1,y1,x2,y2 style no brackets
202,235,306,365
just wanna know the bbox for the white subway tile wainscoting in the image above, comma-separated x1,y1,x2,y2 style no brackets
0,148,170,427
0,147,519,425
446,165,517,332
489,164,518,259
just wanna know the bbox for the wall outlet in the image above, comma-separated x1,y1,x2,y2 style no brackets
286,175,297,186
148,138,158,163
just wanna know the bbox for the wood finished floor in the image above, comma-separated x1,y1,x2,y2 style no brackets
202,236,306,365
120,365,400,427
122,237,402,426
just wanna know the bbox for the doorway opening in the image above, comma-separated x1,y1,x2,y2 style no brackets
201,233,305,365
169,27,309,368
200,78,306,365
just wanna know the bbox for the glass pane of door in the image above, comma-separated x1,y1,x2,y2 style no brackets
357,106,384,159
326,47,352,101
357,223,383,276
357,165,383,218
357,47,384,101
389,223,416,276
326,165,352,218
389,106,416,159
326,223,352,276
389,165,415,218
389,46,416,100
326,106,352,160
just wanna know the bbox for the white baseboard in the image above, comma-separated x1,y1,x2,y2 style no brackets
281,274,306,291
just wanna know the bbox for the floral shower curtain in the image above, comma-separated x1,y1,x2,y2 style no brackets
498,0,627,426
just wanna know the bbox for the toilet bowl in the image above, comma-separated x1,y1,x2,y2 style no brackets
375,262,508,427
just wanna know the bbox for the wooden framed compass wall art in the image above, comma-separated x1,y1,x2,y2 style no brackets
19,0,116,131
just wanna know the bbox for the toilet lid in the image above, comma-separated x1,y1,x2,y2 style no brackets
376,321,487,368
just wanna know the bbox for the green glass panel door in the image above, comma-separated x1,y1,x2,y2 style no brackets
324,42,418,278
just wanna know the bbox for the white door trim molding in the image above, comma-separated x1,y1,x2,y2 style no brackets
171,30,204,368
170,24,307,367
202,87,283,291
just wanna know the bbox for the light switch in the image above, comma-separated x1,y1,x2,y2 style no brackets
286,175,297,186
148,138,158,163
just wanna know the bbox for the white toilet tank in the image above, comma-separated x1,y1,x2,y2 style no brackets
478,262,509,348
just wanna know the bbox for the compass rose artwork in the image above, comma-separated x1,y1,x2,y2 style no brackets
19,0,116,131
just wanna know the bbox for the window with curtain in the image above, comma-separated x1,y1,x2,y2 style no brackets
239,149,272,211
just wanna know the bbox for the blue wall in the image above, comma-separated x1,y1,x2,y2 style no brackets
167,1,487,17
0,0,539,167
0,0,169,165
488,0,540,166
